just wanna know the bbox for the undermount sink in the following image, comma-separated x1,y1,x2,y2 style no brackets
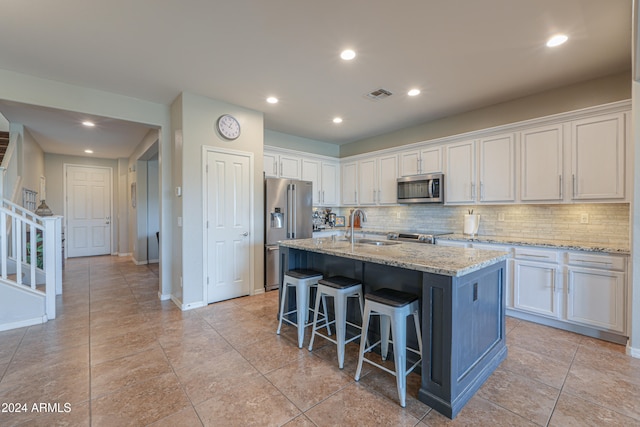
357,239,400,246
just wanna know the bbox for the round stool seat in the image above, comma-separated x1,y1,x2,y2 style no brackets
365,288,418,307
318,275,361,289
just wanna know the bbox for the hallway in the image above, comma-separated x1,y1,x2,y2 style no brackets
0,256,639,426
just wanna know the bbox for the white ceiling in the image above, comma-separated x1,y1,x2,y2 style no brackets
0,0,632,158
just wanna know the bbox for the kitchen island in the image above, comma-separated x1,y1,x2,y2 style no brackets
279,237,508,419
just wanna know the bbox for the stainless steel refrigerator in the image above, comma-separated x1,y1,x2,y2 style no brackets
264,178,313,291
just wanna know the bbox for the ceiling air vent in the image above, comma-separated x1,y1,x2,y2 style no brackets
365,88,393,101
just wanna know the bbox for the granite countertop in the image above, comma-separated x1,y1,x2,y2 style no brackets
279,237,508,277
438,233,630,255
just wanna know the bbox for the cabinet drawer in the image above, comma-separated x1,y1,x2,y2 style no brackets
514,247,558,263
473,243,513,255
566,252,626,271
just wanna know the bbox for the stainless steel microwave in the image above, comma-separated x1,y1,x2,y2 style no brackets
397,173,444,203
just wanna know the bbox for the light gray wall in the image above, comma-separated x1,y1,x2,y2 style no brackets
117,158,129,255
0,112,9,132
170,97,184,302
265,129,339,157
20,128,45,203
173,92,264,307
44,154,119,252
148,157,159,262
341,71,631,157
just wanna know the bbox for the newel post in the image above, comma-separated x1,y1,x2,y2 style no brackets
41,216,62,320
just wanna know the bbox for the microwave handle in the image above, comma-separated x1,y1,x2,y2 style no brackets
429,180,434,198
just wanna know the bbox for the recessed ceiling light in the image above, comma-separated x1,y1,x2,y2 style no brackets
340,49,356,60
266,97,278,104
408,89,421,97
82,121,95,127
546,34,568,47
333,117,343,124
84,149,94,154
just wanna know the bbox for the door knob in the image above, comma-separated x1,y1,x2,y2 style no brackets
242,232,249,236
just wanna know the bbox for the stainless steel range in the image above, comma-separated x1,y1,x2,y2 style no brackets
386,231,451,244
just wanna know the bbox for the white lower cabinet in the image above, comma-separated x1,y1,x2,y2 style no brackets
446,240,628,339
473,243,513,309
513,258,560,319
565,252,626,333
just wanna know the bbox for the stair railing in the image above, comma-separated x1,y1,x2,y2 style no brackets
0,201,62,320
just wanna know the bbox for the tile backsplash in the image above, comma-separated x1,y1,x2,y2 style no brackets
334,203,630,246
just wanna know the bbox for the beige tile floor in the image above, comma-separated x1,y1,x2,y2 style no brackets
1,255,639,426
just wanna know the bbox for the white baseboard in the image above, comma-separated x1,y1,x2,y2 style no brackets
0,316,46,332
170,294,205,311
627,344,640,359
252,288,265,296
148,259,159,264
117,252,132,257
158,292,171,301
132,259,148,266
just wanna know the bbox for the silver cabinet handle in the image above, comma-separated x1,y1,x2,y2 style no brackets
471,182,476,199
559,175,563,198
322,190,325,203
572,174,576,198
480,182,484,201
573,259,613,265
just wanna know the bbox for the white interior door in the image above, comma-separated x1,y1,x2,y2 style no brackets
205,149,252,303
66,165,112,257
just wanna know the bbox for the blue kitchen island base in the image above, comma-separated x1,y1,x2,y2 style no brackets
278,240,507,419
418,262,507,418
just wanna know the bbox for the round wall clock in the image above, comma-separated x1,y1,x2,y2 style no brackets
216,114,241,140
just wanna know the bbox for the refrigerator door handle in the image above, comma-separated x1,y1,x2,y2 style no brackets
292,183,297,239
286,184,292,238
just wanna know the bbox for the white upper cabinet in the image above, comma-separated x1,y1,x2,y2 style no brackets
520,125,563,202
320,162,339,206
263,152,279,178
341,161,358,205
302,158,339,206
358,158,377,205
279,154,301,179
571,113,625,200
478,134,516,203
358,154,398,205
301,158,320,202
264,150,301,179
399,146,442,177
378,154,399,204
444,140,476,204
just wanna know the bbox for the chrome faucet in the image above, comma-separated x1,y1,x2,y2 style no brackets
349,209,367,245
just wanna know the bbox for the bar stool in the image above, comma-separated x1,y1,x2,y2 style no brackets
276,269,325,348
355,288,422,408
308,276,365,369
